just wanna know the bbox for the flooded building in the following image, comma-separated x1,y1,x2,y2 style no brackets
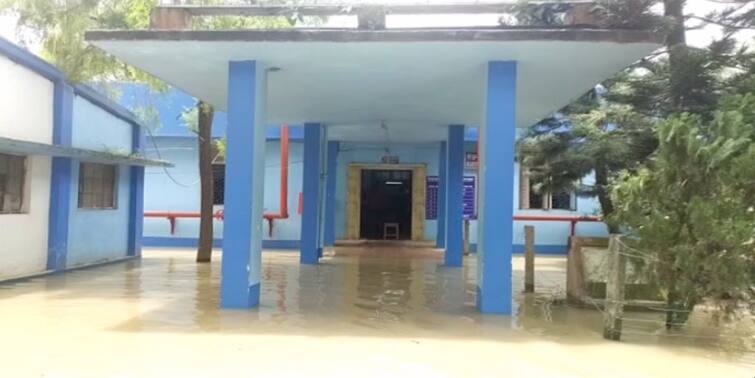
84,2,663,313
0,37,167,281
114,83,608,252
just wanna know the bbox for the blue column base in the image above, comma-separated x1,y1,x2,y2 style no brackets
220,60,265,310
444,125,465,267
46,156,72,272
301,123,324,265
477,60,517,315
301,248,322,264
221,283,260,309
476,285,512,314
443,254,462,267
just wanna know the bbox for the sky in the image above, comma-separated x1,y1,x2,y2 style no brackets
0,0,752,51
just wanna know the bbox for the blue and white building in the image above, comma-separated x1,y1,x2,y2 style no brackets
118,83,608,253
86,3,661,314
0,37,167,282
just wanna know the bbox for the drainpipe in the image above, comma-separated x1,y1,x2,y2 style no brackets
263,124,290,236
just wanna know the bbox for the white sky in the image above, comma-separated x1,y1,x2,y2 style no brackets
1,0,751,51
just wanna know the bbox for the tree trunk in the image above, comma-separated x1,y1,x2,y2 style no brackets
196,101,215,263
594,163,619,233
665,291,695,329
664,0,688,112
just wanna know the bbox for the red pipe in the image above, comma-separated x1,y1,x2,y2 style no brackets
262,124,290,236
145,125,291,237
145,212,601,236
513,214,601,236
144,210,224,235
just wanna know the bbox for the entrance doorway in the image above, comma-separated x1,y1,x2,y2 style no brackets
360,169,413,240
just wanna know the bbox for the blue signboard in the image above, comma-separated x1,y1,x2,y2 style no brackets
426,176,439,219
426,175,477,220
463,176,477,220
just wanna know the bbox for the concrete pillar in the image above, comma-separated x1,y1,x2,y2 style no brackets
46,82,74,271
301,123,324,264
127,121,145,257
323,141,339,247
445,125,465,267
436,141,447,248
477,61,517,314
221,60,267,309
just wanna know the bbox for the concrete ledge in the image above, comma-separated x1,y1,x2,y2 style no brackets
0,256,139,285
335,239,436,248
87,28,663,44
468,243,568,254
143,236,300,250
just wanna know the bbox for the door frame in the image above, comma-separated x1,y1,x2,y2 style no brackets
346,163,426,241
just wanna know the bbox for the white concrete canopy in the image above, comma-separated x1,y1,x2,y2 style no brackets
88,29,661,139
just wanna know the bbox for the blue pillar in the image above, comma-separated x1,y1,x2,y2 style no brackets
221,61,266,308
477,61,517,314
301,123,324,264
46,82,73,272
127,123,145,257
323,141,339,247
445,125,464,267
436,141,447,248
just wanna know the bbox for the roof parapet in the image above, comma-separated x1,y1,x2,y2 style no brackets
149,2,604,31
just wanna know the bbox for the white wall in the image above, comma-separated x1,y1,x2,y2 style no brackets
0,54,54,280
0,54,54,144
0,155,51,279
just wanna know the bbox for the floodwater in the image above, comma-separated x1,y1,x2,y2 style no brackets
0,246,752,377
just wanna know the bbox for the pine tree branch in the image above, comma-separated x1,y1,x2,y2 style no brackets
685,15,754,30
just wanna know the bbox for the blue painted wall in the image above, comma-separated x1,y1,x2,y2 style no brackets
66,164,132,267
71,95,133,152
141,136,609,252
0,37,147,281
118,84,609,253
65,95,135,267
142,137,304,242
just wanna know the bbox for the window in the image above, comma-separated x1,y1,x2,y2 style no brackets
78,163,117,209
0,153,27,214
212,164,225,205
519,166,575,211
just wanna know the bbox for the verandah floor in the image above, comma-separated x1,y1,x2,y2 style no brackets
0,246,751,377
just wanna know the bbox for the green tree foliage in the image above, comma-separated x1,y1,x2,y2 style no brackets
508,0,660,28
517,0,754,223
609,37,755,119
610,92,755,325
1,0,157,83
518,103,657,231
517,0,754,323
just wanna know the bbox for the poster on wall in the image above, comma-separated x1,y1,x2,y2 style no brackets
426,176,439,219
463,176,477,220
425,175,477,220
465,152,479,169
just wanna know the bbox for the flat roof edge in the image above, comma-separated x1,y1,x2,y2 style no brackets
86,28,663,45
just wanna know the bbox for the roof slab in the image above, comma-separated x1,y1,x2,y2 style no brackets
87,28,661,142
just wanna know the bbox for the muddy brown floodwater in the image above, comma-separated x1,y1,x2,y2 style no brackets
0,246,752,377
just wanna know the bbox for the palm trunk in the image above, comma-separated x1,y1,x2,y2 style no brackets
196,101,215,263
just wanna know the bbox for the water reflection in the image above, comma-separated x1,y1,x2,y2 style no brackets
0,246,751,375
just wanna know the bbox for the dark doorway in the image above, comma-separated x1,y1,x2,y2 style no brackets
360,169,413,240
